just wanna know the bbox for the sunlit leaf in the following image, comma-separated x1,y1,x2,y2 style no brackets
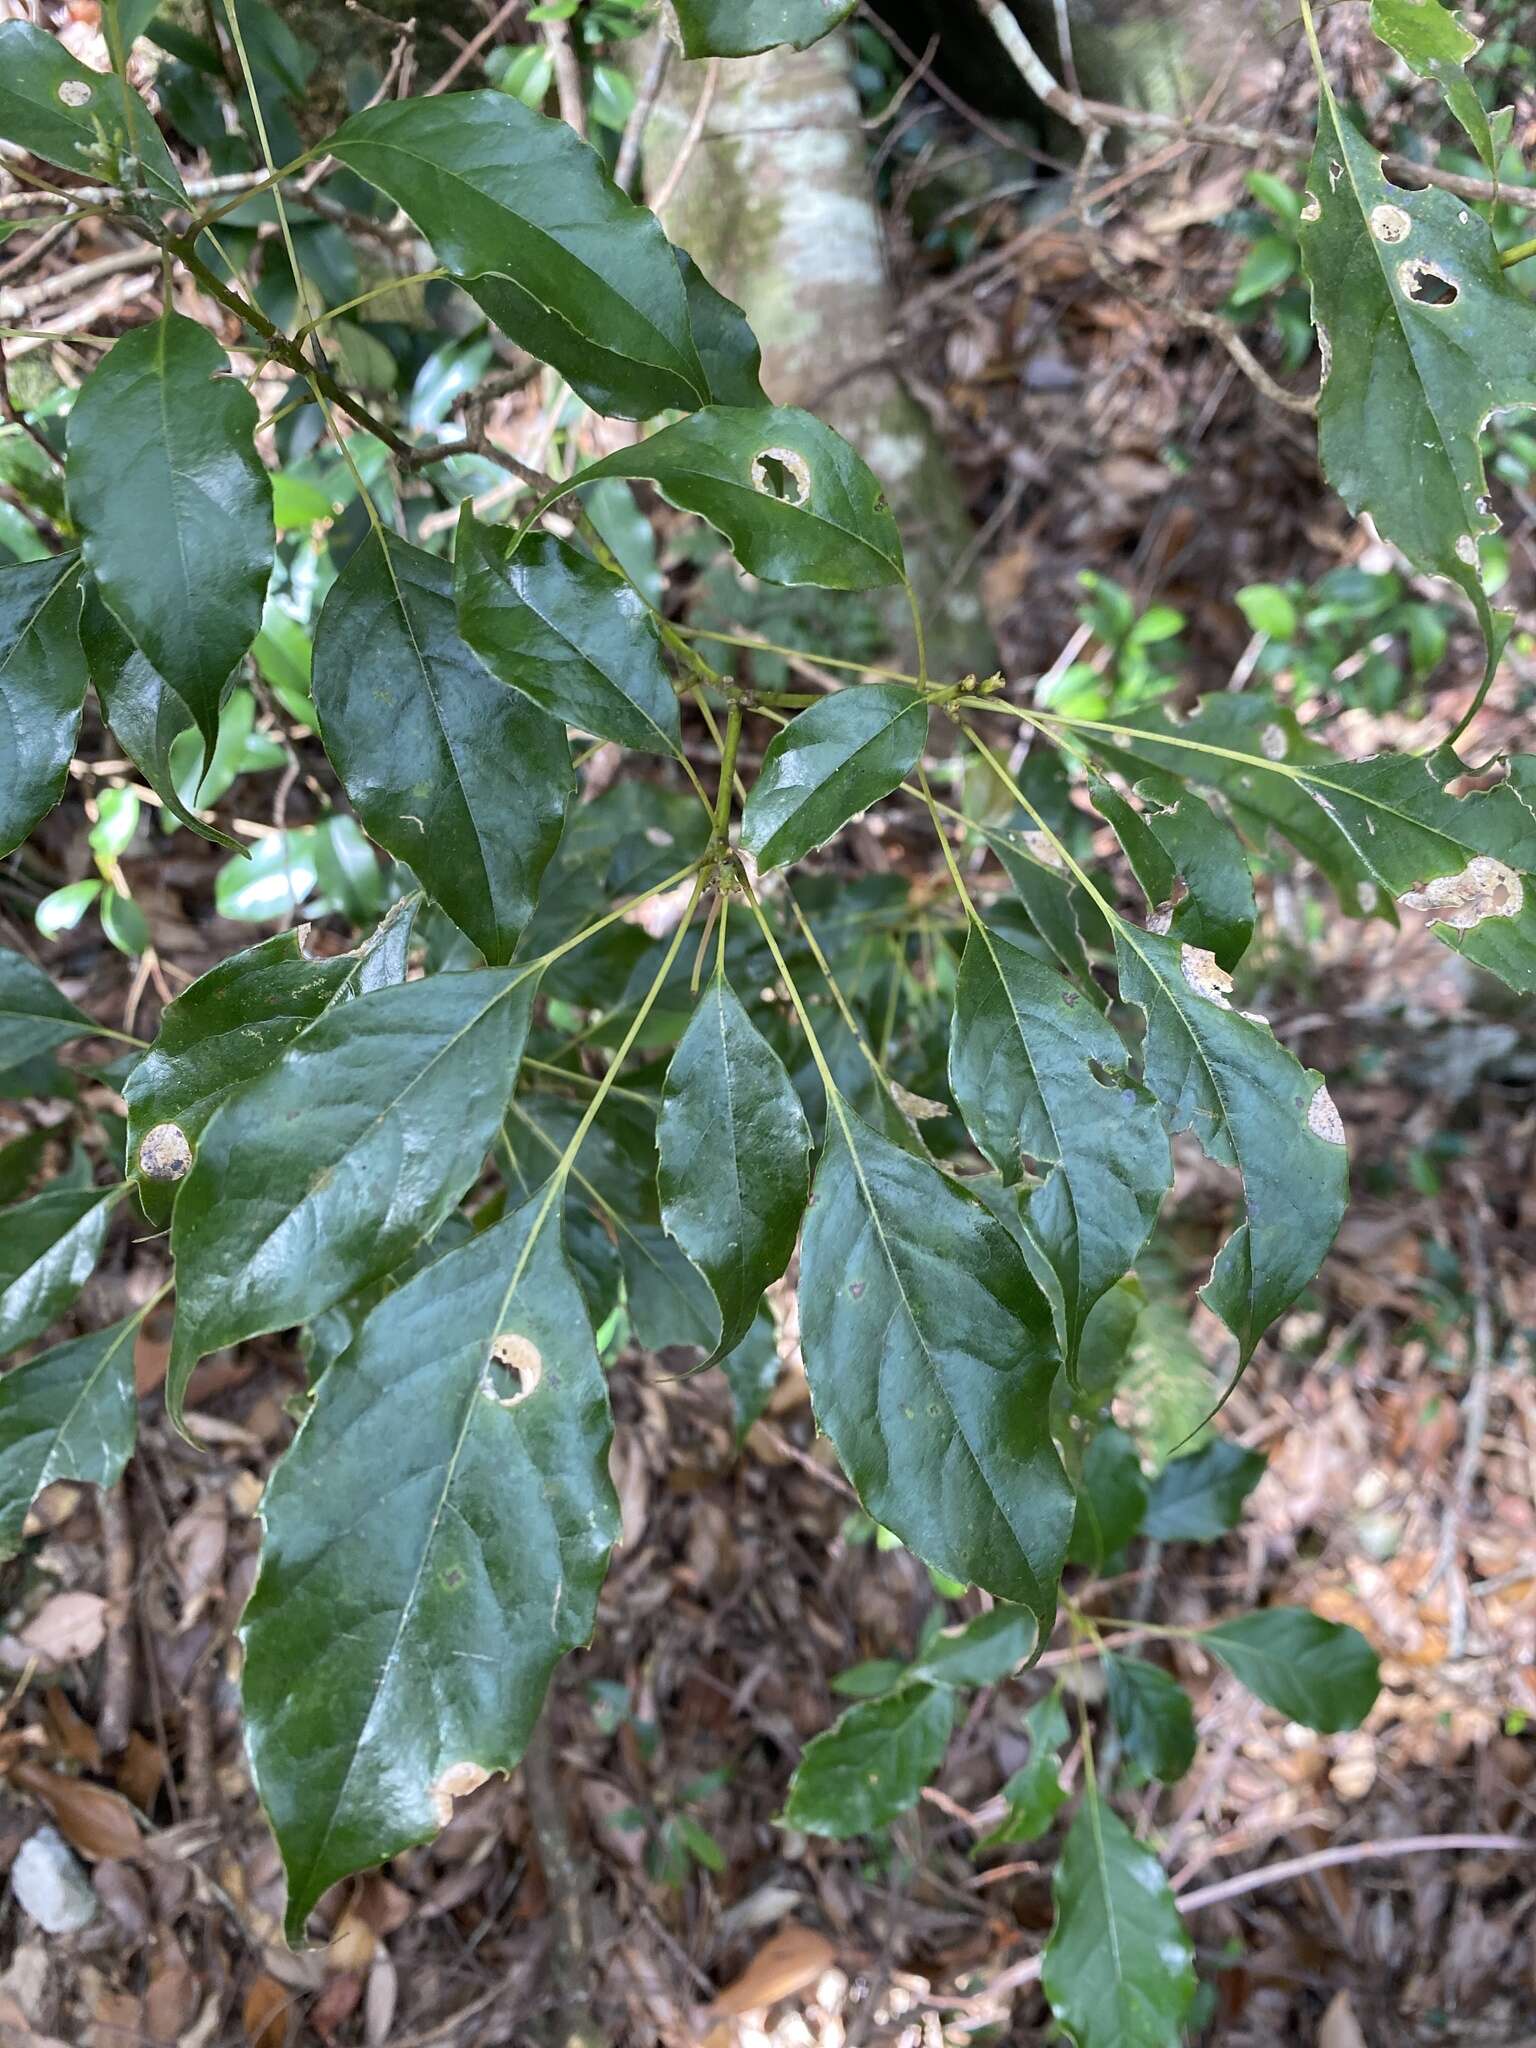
671,0,857,58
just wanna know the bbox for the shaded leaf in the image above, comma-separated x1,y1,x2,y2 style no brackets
242,1194,619,1939
1067,1423,1147,1569
721,1302,780,1446
313,532,572,964
982,1690,1069,1847
911,1606,1037,1689
0,21,185,204
1103,1655,1197,1783
676,250,767,406
1370,0,1495,169
782,1683,954,1837
0,1312,140,1559
1043,1796,1194,2048
619,1220,719,1352
1202,1609,1380,1732
742,686,927,870
0,556,88,857
0,947,97,1070
1090,776,1256,971
672,0,857,58
799,1099,1072,1623
0,1185,122,1353
1142,1437,1266,1542
0,1127,50,1207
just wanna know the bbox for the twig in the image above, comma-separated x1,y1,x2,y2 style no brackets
651,59,721,218
520,1713,601,2047
97,1480,136,1756
545,16,587,141
427,0,522,95
616,34,671,194
0,215,74,288
1428,1191,1498,1658
0,244,152,318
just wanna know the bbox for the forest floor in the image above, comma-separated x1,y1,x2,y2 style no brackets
3,4,1536,2045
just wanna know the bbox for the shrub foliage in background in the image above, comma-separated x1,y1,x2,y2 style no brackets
0,0,1530,2033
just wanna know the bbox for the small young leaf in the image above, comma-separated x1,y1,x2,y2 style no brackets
720,1302,780,1446
1202,1609,1380,1733
671,0,857,58
1042,1796,1195,2048
167,970,537,1427
1370,0,1496,170
1067,1423,1148,1569
741,686,927,870
982,1689,1069,1847
799,1100,1072,1624
1141,1437,1266,1543
454,515,681,757
68,317,272,767
0,1185,123,1354
657,971,811,1362
782,1683,954,1837
574,407,906,590
241,1195,619,1940
0,947,97,1071
313,532,572,964
0,556,89,858
1103,1655,1197,1783
911,1605,1037,1689
329,91,710,419
0,20,186,205
950,920,1170,1365
0,1312,140,1560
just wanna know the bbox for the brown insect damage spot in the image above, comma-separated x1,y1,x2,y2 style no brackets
751,447,812,508
1146,903,1174,936
1455,534,1480,567
429,1762,492,1827
1179,944,1234,1008
138,1122,193,1183
1400,855,1523,930
484,1333,542,1406
1017,829,1067,874
1370,204,1412,244
888,1081,948,1121
1307,1083,1346,1146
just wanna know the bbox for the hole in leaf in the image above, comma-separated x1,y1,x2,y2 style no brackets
484,1333,542,1405
1087,1058,1115,1089
751,447,812,507
1020,1152,1044,1180
1398,259,1459,306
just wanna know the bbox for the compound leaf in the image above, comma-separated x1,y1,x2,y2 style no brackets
1142,1437,1266,1542
0,20,185,205
799,1099,1072,1624
313,532,572,964
0,1184,123,1353
741,686,926,870
1103,1655,1197,1783
68,314,272,766
672,1,858,59
0,1311,140,1560
167,969,536,1428
242,1195,619,1939
0,556,88,857
657,971,810,1363
0,946,97,1070
782,1683,954,1837
1042,1796,1194,2048
1369,0,1496,169
454,515,681,757
1202,1609,1380,1732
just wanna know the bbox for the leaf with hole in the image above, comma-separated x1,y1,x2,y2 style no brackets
782,1683,954,1837
0,21,186,204
1141,1437,1266,1542
741,686,927,870
1202,1608,1380,1732
0,1184,123,1353
671,0,858,58
0,1311,140,1560
313,532,572,965
1089,776,1256,972
0,556,89,858
242,1194,619,1940
798,1099,1072,1623
1103,1655,1196,1783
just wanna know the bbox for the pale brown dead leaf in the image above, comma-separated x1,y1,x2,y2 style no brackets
17,1592,109,1665
12,1762,142,1861
242,1974,291,2048
1318,1988,1368,2048
711,1923,837,2018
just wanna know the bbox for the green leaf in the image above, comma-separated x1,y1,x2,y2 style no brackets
982,1690,1069,1847
1103,1655,1196,1783
720,1302,780,1446
671,0,857,58
1067,1423,1148,1569
167,969,536,1428
676,251,767,407
574,407,906,590
0,1311,140,1560
0,947,97,1071
1202,1609,1380,1732
241,1194,619,1940
950,920,1170,1366
103,0,162,61
1236,582,1298,641
782,1683,954,1837
1042,1796,1195,2048
1228,234,1298,307
454,515,681,758
0,1184,122,1353
657,971,811,1362
67,315,273,766
1114,927,1349,1364
1370,0,1495,170
1141,1437,1266,1542
214,829,320,922
35,874,101,940
799,1099,1072,1623
313,532,572,965
618,1220,719,1352
0,1127,50,1206
0,556,88,857
741,686,926,870
100,889,148,958
329,91,712,420
911,1605,1037,1689
1090,777,1256,972
1299,84,1536,696
0,21,186,205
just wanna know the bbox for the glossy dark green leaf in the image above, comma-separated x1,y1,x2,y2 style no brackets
1067,1423,1148,1569
1103,1655,1196,1783
676,251,767,407
782,1683,954,1837
0,1127,50,1207
741,686,926,870
454,515,681,757
911,1606,1037,1689
672,0,857,57
80,583,239,850
720,1303,780,1445
67,315,272,764
167,969,536,1426
799,1099,1072,1623
313,532,571,965
0,947,97,1071
1090,776,1256,972
1114,927,1349,1364
0,1184,122,1353
329,91,711,419
0,555,88,857
1370,0,1495,169
1042,1795,1194,2048
1142,1437,1266,1543
619,1221,720,1352
657,971,810,1364
0,21,185,204
1202,1609,1380,1733
576,408,906,590
988,826,1105,1004
982,1689,1069,1847
0,1311,140,1559
951,920,1169,1366
242,1194,619,1939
